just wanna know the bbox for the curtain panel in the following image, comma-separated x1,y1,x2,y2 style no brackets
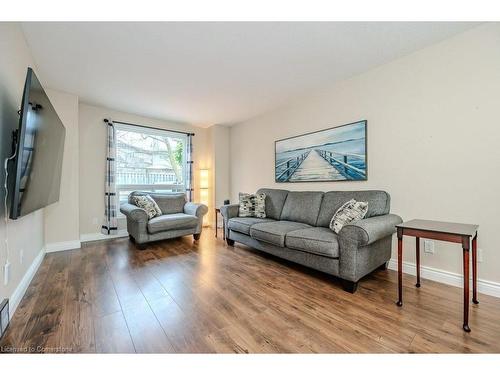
102,119,118,235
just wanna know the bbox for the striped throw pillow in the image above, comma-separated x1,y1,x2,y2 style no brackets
330,199,368,234
238,193,266,218
132,195,162,219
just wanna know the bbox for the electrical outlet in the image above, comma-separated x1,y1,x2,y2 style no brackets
92,217,99,225
20,249,24,265
478,248,484,263
424,240,435,254
3,262,10,286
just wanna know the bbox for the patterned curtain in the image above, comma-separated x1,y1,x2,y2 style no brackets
186,133,194,202
101,119,118,235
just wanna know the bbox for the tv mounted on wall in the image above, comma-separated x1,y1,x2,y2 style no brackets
9,67,66,220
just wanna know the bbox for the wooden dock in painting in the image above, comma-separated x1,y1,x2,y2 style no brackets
276,148,366,182
289,149,345,181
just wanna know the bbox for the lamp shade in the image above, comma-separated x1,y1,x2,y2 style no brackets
200,169,209,189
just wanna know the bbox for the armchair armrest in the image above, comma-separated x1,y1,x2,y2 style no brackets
339,214,403,246
184,202,208,218
120,203,148,222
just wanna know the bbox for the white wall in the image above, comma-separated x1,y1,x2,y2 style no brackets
229,23,500,283
44,89,80,250
78,103,211,237
0,23,45,303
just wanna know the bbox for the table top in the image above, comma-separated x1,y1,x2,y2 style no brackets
396,219,478,237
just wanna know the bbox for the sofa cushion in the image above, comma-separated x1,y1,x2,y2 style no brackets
286,227,340,258
228,217,275,235
316,190,390,227
279,191,324,226
250,221,311,247
147,213,198,234
256,188,289,220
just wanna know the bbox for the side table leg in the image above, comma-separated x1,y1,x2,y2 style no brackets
215,209,218,238
472,234,478,304
396,228,403,307
416,237,421,288
462,238,471,332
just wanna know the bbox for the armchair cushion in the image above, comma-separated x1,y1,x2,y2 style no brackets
147,213,199,234
339,214,403,246
129,191,186,215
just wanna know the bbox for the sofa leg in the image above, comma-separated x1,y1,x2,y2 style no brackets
193,233,201,241
341,279,359,294
136,243,147,250
226,238,235,246
378,262,388,270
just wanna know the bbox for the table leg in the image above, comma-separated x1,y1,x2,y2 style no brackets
416,237,421,288
396,228,403,307
462,237,471,332
215,209,218,238
472,234,478,304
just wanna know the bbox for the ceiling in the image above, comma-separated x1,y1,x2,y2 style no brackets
21,22,478,127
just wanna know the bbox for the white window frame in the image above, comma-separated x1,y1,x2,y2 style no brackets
114,123,188,216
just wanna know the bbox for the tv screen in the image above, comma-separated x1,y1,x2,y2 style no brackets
9,68,66,220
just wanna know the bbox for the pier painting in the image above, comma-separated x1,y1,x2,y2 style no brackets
275,121,367,182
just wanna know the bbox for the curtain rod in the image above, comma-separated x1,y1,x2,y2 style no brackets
103,118,195,136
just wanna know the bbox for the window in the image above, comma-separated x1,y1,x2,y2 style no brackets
115,124,187,207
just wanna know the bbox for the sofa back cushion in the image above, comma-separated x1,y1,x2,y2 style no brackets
256,188,289,220
316,190,390,228
129,191,186,215
280,191,324,226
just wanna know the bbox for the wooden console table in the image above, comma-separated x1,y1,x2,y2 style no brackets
214,208,225,240
395,219,479,332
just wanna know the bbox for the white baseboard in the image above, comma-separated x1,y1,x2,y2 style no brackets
44,240,81,253
80,229,128,243
9,247,45,319
388,259,500,298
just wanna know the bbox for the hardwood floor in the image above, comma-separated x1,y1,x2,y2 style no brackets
1,229,499,353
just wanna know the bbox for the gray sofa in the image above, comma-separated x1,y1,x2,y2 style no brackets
221,188,402,292
120,191,208,249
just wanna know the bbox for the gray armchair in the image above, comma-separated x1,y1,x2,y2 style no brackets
120,191,208,249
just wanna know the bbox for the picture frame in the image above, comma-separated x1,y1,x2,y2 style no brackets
275,120,367,183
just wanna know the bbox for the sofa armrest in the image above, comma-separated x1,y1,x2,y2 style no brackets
120,203,148,222
220,204,239,238
184,202,208,218
339,214,403,246
220,204,239,220
338,214,402,282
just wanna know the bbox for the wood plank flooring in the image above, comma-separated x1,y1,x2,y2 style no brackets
1,229,499,353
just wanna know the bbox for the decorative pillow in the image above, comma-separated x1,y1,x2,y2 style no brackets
132,195,162,219
329,199,368,234
238,192,266,218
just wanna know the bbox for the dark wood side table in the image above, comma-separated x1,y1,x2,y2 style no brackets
215,208,225,240
396,219,479,332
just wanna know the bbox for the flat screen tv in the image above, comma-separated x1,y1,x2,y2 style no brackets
9,68,65,220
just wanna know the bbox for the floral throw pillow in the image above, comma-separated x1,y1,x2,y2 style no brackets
238,193,266,218
132,195,162,219
330,199,368,234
